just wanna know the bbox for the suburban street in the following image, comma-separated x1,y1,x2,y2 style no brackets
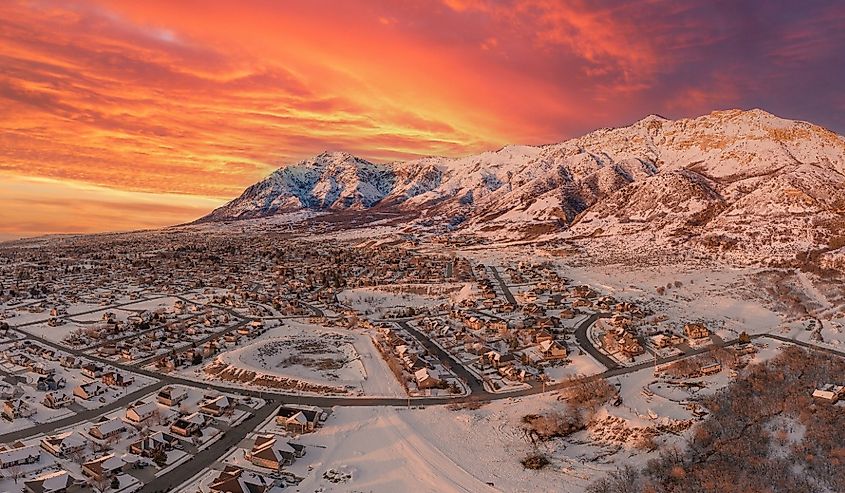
488,266,518,307
6,281,845,492
573,312,620,370
138,402,279,493
398,320,488,396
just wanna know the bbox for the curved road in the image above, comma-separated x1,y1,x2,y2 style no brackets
9,295,845,492
573,312,619,370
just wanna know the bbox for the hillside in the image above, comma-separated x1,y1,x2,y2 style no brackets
200,109,845,267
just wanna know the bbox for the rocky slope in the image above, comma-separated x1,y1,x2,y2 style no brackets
200,109,845,264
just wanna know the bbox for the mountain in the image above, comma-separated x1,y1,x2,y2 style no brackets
200,109,845,266
204,152,395,219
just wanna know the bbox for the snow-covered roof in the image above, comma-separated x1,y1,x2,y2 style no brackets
285,411,308,425
25,470,72,492
0,444,40,463
127,400,159,419
92,416,125,435
43,431,87,449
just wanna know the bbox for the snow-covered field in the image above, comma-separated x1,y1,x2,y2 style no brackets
185,320,405,397
17,320,83,343
544,352,604,383
225,406,498,493
337,286,446,317
282,394,675,493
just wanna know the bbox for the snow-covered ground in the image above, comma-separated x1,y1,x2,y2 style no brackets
16,320,83,344
544,352,604,383
226,406,498,493
181,320,405,397
337,286,446,317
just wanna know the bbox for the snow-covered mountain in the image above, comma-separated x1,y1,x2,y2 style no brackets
201,109,845,264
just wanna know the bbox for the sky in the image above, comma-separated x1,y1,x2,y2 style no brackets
1,0,844,240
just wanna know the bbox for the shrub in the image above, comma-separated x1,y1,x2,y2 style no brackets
521,453,550,470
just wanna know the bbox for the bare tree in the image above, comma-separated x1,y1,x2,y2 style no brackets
8,464,23,484
68,447,87,465
90,474,112,493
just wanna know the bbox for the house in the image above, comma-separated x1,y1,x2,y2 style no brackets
73,382,105,400
125,400,160,424
88,416,126,440
200,395,234,417
30,362,55,376
98,344,118,357
170,412,206,437
40,431,87,457
7,352,34,368
36,375,66,392
129,431,179,457
23,470,81,493
485,351,516,369
0,444,41,468
700,362,722,376
246,435,304,470
209,465,282,493
0,383,15,399
80,363,104,379
684,323,710,340
276,406,321,433
812,384,845,402
60,356,80,368
538,339,568,361
43,391,73,409
82,454,127,481
156,386,189,407
649,334,674,349
102,371,134,387
3,398,35,419
499,364,527,382
414,367,442,390
602,328,644,359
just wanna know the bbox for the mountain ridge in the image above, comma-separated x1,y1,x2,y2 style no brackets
199,108,845,267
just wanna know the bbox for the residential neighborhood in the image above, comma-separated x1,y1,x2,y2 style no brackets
0,228,842,493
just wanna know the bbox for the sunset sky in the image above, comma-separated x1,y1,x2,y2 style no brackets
1,0,844,239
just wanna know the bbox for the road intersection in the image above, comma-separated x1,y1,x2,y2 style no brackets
6,272,845,492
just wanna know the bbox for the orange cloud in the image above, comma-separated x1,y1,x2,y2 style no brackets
1,0,843,238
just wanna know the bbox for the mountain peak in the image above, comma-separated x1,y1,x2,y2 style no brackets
314,150,358,160
636,113,669,124
297,150,368,168
199,109,845,261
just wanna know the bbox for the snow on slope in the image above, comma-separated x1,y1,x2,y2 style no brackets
200,109,845,266
203,152,395,220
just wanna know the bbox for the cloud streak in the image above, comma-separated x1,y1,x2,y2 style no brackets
0,0,843,237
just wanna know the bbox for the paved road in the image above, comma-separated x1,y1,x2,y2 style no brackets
488,266,518,307
299,300,325,317
760,333,845,358
572,312,620,370
397,320,488,396
0,381,165,443
139,403,278,493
